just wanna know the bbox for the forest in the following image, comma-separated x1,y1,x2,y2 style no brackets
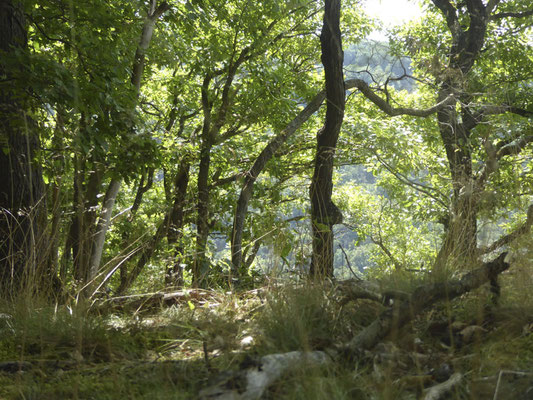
0,0,532,398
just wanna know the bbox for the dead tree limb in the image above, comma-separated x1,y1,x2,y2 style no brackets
199,351,332,400
338,252,509,356
199,252,509,399
424,372,463,400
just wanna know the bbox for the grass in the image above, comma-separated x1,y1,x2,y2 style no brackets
0,260,532,399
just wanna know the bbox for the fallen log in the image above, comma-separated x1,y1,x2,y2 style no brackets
338,252,509,356
94,289,220,312
199,252,509,399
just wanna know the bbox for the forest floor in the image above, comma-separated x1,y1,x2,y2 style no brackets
0,265,532,399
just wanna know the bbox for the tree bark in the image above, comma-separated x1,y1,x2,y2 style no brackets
309,0,345,278
228,77,453,277
194,75,214,287
431,0,490,270
165,160,190,286
193,50,247,286
87,179,121,282
0,0,46,294
71,155,102,283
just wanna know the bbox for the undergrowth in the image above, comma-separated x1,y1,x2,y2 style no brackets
0,256,532,399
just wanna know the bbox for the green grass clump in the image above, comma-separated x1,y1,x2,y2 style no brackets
0,300,146,363
255,284,341,353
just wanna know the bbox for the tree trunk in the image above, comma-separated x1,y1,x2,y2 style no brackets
116,215,169,295
71,157,102,283
194,141,213,286
87,179,121,282
165,160,190,286
0,0,46,294
116,161,191,294
230,90,328,276
85,1,169,286
431,0,489,271
193,75,215,287
309,0,345,278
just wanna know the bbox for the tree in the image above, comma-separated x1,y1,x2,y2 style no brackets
0,0,47,294
335,0,532,276
309,0,346,278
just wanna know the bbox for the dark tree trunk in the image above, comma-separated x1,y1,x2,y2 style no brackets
309,0,345,278
195,147,212,285
165,160,190,286
0,0,46,294
116,161,190,294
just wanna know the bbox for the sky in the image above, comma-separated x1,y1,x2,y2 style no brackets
363,0,424,38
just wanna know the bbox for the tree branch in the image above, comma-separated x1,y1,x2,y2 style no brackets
373,151,449,208
209,172,243,188
338,252,509,356
199,252,510,399
478,204,533,255
478,104,533,118
492,9,533,19
476,132,533,189
431,0,461,40
345,78,456,117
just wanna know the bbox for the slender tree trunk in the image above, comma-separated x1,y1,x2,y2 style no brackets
193,75,214,287
116,214,169,295
87,179,121,282
230,79,362,276
194,142,213,286
309,0,345,278
165,160,190,286
116,161,190,294
230,90,328,276
193,47,250,286
72,157,102,283
44,112,66,290
85,1,169,288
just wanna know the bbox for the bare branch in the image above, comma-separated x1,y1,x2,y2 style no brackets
345,78,456,117
478,204,533,255
338,252,509,355
424,373,463,400
373,151,449,208
476,132,533,189
209,172,243,188
478,104,533,118
338,243,361,280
